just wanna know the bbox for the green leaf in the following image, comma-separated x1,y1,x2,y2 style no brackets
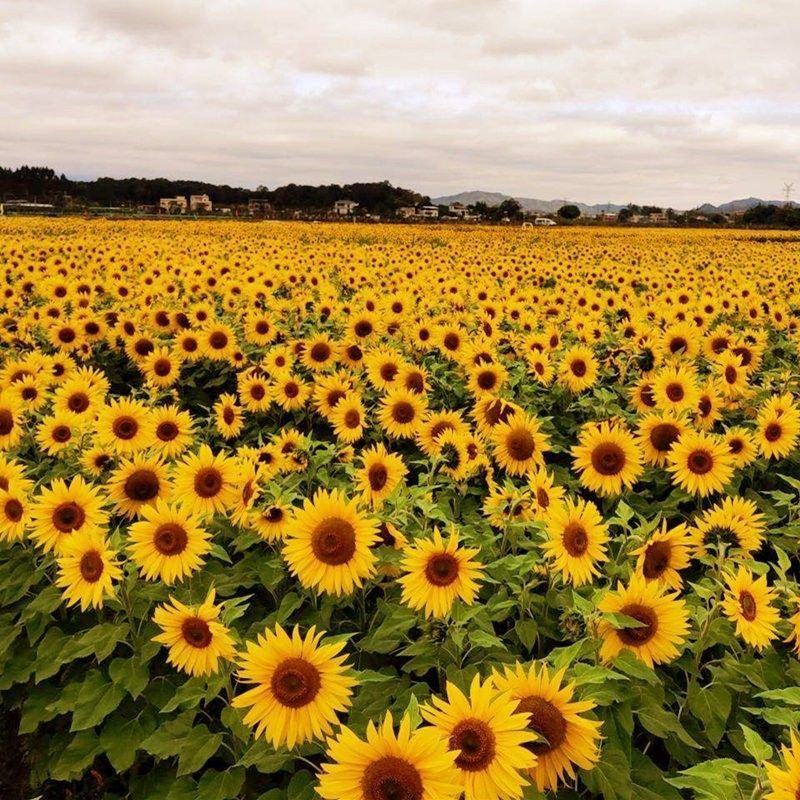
612,650,660,685
687,683,731,746
176,724,223,776
196,767,246,800
739,723,773,763
70,671,125,731
49,730,102,781
287,769,316,800
100,712,158,771
109,654,150,699
756,687,800,705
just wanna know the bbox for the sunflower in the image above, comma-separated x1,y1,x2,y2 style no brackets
666,430,734,496
29,476,108,554
635,413,688,467
0,393,23,451
398,363,429,395
80,447,114,477
0,484,31,542
229,462,260,525
631,520,691,590
312,372,351,420
417,411,469,457
542,498,608,586
107,454,171,519
128,498,210,584
330,392,366,443
283,489,379,596
721,566,779,651
213,393,244,439
96,398,155,455
250,500,294,542
35,414,81,456
765,731,800,800
53,376,104,421
152,589,236,676
528,469,565,520
757,407,800,460
715,350,748,397
630,376,658,414
172,444,240,517
201,323,238,361
491,412,550,476
232,624,356,749
378,388,427,439
434,429,477,481
302,333,338,371
355,443,407,508
142,346,180,388
421,674,536,800
651,364,699,414
492,662,602,792
572,421,643,497
398,528,484,618
467,362,507,397
151,405,195,458
317,713,460,800
723,425,758,468
597,576,689,667
472,395,520,439
559,345,598,393
55,528,121,611
273,371,311,412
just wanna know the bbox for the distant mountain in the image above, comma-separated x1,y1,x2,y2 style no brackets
432,191,625,216
695,198,796,214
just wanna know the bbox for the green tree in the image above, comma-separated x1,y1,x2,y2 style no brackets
558,204,581,220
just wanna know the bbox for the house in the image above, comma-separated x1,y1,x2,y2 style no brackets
418,205,439,219
594,212,617,223
333,199,359,215
190,194,212,213
648,211,668,224
159,196,187,214
448,202,468,217
396,206,417,219
248,198,272,216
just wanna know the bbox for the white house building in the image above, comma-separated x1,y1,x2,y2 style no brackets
333,199,359,215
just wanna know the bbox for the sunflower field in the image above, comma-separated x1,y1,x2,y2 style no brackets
2,219,800,800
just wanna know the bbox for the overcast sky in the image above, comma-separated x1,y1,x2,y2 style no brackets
2,0,798,207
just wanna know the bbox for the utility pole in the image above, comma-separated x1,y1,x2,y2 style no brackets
784,182,794,207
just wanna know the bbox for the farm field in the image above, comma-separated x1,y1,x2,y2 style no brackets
2,218,800,799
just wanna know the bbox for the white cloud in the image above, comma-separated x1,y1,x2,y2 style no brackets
0,0,797,206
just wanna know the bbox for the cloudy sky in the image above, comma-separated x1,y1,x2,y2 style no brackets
2,0,798,207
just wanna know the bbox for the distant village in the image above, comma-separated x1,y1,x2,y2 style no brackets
0,195,752,226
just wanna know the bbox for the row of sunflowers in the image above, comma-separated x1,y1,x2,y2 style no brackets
1,219,800,799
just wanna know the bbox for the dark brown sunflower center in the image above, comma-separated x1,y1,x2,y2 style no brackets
650,423,680,452
344,409,361,428
485,399,514,427
265,506,283,523
640,385,656,407
380,363,398,382
669,337,688,354
310,342,331,362
4,498,23,522
617,603,658,645
536,488,550,509
52,425,72,443
443,333,460,351
270,657,321,708
562,522,588,556
361,756,424,800
222,407,235,425
154,523,188,555
424,552,459,586
154,358,172,377
157,421,179,441
642,540,672,579
79,550,104,583
68,392,90,413
571,359,587,377
517,695,568,754
506,429,535,461
181,617,212,648
449,718,496,772
724,366,737,384
477,370,497,390
765,422,782,442
368,463,389,492
687,450,713,475
729,438,744,454
590,442,625,475
665,383,684,402
194,467,223,498
284,382,299,399
124,469,160,502
698,397,712,417
405,372,424,393
739,590,757,621
112,415,139,440
354,320,373,338
53,501,86,533
209,331,228,349
0,410,14,436
311,517,356,565
392,401,415,424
